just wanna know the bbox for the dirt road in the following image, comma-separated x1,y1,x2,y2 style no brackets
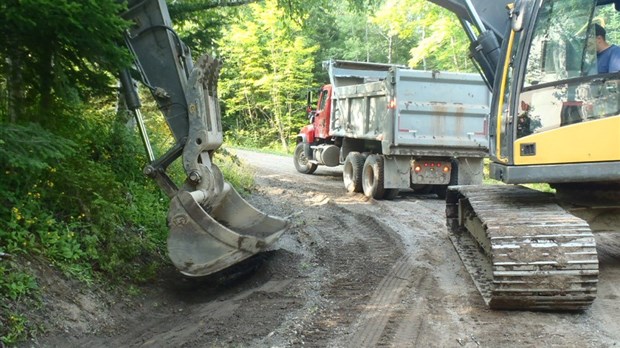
31,149,620,347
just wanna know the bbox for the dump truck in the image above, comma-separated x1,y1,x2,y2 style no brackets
294,60,491,199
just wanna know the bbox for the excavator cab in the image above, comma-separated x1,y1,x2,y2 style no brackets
119,0,287,277
489,0,620,180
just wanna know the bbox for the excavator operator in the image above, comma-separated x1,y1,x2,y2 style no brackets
595,23,620,73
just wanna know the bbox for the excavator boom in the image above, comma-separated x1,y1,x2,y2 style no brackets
119,0,287,277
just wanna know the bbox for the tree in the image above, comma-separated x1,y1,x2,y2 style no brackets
218,0,318,151
406,0,473,71
0,0,130,126
369,0,418,64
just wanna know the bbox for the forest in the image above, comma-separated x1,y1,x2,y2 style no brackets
0,0,472,343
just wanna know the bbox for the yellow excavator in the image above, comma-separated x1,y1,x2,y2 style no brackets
428,0,620,310
118,0,287,277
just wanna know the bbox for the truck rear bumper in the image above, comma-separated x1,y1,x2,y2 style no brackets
384,156,484,189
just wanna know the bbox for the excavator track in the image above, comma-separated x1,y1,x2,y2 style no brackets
446,185,599,311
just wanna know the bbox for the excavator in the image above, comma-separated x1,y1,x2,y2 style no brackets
428,0,620,310
118,0,288,277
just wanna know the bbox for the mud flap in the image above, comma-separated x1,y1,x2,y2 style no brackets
167,184,288,277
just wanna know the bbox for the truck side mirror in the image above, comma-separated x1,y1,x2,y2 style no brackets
306,90,312,109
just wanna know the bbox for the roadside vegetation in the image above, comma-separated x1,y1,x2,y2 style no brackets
482,159,554,193
0,0,471,344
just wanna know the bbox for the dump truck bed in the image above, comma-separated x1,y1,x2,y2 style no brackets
329,64,490,158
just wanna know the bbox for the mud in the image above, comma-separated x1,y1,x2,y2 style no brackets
22,149,620,347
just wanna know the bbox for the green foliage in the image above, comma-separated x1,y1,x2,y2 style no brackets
0,258,39,345
0,264,38,302
170,1,231,55
214,148,256,195
218,0,318,152
0,123,76,171
0,108,171,341
368,0,418,64
406,0,473,71
595,4,620,44
0,0,131,124
1,310,30,345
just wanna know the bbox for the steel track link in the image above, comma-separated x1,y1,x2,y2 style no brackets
446,185,599,311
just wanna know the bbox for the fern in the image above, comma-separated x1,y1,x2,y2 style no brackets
0,122,75,171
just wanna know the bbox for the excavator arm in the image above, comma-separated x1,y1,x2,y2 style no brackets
118,0,287,277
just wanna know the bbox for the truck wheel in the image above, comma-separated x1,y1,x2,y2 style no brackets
362,154,386,199
343,152,364,192
294,143,318,174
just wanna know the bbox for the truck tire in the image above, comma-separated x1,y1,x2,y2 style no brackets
362,154,386,199
343,152,364,193
294,143,318,174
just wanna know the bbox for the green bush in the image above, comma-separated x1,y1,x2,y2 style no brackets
0,115,171,341
214,147,256,195
0,104,259,343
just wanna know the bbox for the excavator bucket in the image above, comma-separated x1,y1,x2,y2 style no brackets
167,183,288,277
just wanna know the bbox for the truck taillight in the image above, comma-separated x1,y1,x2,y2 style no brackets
388,99,396,109
413,160,451,174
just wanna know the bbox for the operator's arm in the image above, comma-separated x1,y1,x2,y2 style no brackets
608,45,620,73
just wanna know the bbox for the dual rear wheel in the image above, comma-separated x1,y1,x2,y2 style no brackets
343,153,398,200
343,152,365,193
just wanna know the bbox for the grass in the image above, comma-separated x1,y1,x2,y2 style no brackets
228,145,291,156
482,158,555,193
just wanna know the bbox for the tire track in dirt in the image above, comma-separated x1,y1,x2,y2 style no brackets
590,232,620,342
334,196,475,347
236,159,412,348
341,253,417,347
389,273,433,347
297,205,406,347
237,150,620,347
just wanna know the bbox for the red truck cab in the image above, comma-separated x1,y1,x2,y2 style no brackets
294,84,340,174
298,84,332,144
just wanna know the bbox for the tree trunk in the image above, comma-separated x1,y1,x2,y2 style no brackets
38,48,55,124
388,35,393,64
451,36,458,69
6,50,25,123
274,108,288,152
